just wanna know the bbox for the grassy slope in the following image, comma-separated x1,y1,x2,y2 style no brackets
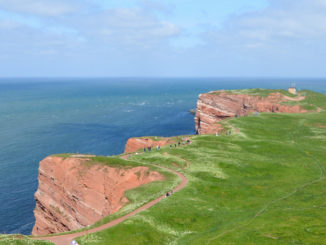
75,90,326,244
88,157,180,230
0,235,53,245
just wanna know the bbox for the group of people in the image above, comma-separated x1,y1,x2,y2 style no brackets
170,142,181,148
143,139,191,153
169,139,191,149
144,145,161,152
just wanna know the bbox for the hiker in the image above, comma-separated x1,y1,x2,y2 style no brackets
170,144,172,149
166,192,170,197
158,146,160,150
174,144,177,148
216,132,218,137
178,142,181,146
187,140,190,144
144,148,146,152
170,190,174,195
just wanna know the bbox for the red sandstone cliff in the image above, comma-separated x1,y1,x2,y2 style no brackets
32,156,163,235
195,91,306,135
124,137,172,153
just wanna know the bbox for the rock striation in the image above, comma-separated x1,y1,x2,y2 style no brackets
195,91,306,135
124,137,172,153
32,156,163,235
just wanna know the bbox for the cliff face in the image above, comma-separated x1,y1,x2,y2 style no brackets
124,137,171,153
195,91,306,135
32,156,163,235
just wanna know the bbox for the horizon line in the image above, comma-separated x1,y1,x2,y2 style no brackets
0,76,326,80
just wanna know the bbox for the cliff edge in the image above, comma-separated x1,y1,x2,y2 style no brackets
124,137,172,153
195,90,306,134
32,156,163,235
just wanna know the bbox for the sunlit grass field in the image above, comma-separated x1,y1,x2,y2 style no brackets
75,90,326,244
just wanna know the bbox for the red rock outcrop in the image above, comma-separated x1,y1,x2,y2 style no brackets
32,156,163,235
195,91,307,135
124,137,172,153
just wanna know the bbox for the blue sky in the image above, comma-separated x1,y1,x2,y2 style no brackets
0,0,326,77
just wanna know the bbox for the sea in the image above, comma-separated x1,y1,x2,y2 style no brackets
0,78,325,235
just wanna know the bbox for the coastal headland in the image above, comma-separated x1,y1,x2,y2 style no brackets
2,88,326,245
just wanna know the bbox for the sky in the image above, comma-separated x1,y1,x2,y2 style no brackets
0,0,326,77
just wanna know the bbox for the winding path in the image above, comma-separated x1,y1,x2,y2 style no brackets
33,165,188,245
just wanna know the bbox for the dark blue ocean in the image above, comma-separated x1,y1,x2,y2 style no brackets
0,78,325,235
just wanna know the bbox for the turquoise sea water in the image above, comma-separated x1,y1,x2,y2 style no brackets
0,78,325,235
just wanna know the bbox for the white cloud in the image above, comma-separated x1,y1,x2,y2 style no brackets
171,0,326,77
1,0,326,76
0,0,180,50
0,0,81,16
201,0,326,53
0,20,21,29
138,0,173,14
82,8,180,48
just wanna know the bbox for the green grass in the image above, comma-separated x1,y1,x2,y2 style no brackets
212,88,298,98
0,235,53,245
281,90,326,111
73,90,326,244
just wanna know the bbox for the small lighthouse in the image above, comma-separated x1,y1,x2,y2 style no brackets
288,82,297,95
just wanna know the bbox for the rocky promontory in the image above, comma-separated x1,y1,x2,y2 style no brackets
195,90,306,134
32,156,163,235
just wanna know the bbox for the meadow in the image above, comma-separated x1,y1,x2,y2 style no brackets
76,90,326,244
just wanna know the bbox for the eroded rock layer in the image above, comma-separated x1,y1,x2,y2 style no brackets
32,156,163,235
195,91,306,135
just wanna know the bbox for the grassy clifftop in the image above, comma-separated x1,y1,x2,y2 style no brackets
3,89,325,245
74,89,326,244
213,88,298,97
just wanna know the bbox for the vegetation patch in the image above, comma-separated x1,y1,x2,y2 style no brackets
212,88,298,98
0,235,53,245
74,90,326,245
